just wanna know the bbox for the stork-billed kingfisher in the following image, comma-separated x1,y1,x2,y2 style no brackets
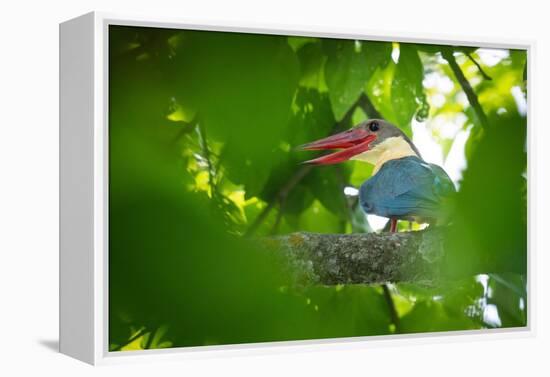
300,119,455,232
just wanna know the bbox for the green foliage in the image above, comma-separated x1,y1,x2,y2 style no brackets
173,30,300,197
324,40,391,120
306,166,350,221
392,44,429,126
108,25,528,350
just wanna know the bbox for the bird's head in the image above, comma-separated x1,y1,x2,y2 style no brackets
299,119,420,166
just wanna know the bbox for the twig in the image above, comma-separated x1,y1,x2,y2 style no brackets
170,119,197,145
466,52,492,81
442,48,489,129
245,200,277,237
382,284,401,333
270,200,285,235
110,327,147,352
245,165,312,236
198,122,218,193
144,326,158,349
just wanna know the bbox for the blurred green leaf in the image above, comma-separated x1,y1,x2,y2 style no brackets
305,285,393,336
445,111,527,277
173,31,300,197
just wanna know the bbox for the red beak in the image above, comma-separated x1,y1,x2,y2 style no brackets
299,128,377,165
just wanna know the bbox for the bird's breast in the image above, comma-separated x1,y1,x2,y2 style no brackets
351,136,419,175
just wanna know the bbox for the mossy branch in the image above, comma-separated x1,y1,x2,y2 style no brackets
261,228,445,286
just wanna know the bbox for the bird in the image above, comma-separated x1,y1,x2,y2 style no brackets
299,119,455,232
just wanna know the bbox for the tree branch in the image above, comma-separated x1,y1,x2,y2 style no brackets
442,49,489,129
262,228,445,286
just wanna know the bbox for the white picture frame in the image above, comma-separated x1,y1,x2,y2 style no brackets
59,11,535,365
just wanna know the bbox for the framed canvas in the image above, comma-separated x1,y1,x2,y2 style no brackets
59,12,534,365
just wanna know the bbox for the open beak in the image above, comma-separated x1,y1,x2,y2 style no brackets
298,128,377,165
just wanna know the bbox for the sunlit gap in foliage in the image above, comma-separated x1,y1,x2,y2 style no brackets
391,42,400,63
475,274,502,328
367,214,390,231
412,119,471,185
343,186,359,196
476,48,509,67
511,86,527,116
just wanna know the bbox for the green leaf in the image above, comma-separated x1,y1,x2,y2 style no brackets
287,36,317,51
324,40,391,120
258,88,339,210
487,274,527,327
365,61,398,125
286,88,336,147
391,44,427,130
400,301,478,333
305,285,393,336
305,165,350,220
285,200,342,233
284,183,315,216
296,41,327,90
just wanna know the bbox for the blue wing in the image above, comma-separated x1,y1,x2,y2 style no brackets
359,156,455,221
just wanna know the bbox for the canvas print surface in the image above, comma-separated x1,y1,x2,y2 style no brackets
108,25,527,351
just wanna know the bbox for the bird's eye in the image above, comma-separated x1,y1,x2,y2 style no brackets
369,122,380,132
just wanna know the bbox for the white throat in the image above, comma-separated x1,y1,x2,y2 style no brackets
351,136,418,175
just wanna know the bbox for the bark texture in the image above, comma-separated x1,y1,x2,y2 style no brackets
262,228,446,286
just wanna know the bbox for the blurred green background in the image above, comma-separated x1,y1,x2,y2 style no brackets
108,25,527,351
